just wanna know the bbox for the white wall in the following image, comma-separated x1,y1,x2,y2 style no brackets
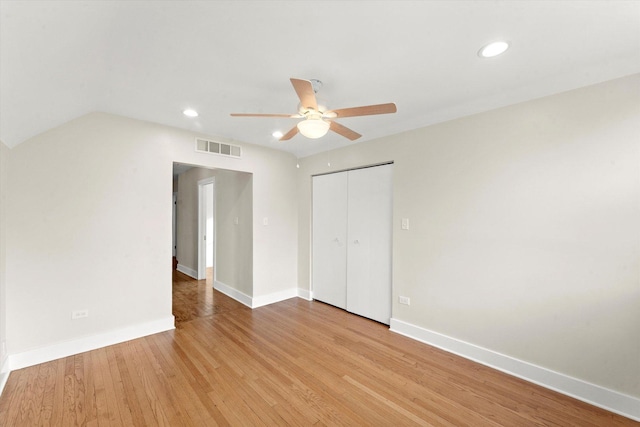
176,167,253,296
6,112,298,357
298,74,640,400
214,169,253,295
0,140,9,376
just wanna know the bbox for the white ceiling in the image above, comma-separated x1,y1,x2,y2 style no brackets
1,1,639,158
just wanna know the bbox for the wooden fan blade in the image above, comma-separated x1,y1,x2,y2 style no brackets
326,103,397,118
230,113,298,118
290,78,318,111
330,121,361,141
279,125,299,141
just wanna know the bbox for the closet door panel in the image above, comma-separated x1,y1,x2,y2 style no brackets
346,164,393,324
312,172,348,309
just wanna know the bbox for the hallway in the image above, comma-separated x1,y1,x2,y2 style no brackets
172,269,242,326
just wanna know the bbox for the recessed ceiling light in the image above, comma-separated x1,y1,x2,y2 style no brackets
183,109,198,117
272,131,284,138
478,41,510,58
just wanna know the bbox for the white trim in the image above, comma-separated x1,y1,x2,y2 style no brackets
213,281,307,308
297,288,313,301
0,357,9,397
9,316,175,371
172,192,177,257
214,280,253,308
252,288,298,308
390,318,640,422
177,263,197,279
197,177,216,281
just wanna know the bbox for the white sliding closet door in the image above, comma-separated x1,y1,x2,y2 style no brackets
312,164,393,324
312,172,348,309
346,164,393,324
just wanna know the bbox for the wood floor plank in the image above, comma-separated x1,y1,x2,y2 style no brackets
89,348,111,426
17,359,49,425
0,369,27,426
128,339,173,426
136,336,188,425
47,357,67,426
35,360,61,426
146,332,217,426
104,345,136,426
0,271,637,426
17,362,42,426
117,341,165,426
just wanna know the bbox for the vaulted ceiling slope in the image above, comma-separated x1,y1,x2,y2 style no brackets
1,1,639,157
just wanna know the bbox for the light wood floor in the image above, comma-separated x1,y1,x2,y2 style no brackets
0,271,636,426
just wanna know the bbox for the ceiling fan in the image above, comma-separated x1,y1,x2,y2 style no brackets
230,78,397,141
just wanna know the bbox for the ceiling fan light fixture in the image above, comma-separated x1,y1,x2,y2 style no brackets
297,118,330,139
230,77,397,141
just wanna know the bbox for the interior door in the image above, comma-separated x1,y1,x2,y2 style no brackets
312,172,348,309
346,164,393,324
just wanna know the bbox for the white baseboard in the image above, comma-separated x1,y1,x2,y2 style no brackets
390,318,640,422
9,316,175,371
0,357,9,397
213,281,307,308
214,280,253,308
176,263,197,279
252,288,298,308
297,287,312,301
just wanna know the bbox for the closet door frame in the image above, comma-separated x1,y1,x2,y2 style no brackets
311,162,393,323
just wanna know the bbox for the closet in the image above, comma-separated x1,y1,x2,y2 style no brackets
312,163,393,324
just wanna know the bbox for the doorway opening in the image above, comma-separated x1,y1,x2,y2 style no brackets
171,163,253,326
198,177,216,286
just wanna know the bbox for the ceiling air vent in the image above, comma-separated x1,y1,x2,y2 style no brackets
195,138,242,158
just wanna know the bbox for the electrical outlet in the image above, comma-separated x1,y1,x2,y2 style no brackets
399,296,410,305
263,217,269,226
72,309,89,319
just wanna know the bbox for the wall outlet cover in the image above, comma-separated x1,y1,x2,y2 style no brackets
72,309,89,319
